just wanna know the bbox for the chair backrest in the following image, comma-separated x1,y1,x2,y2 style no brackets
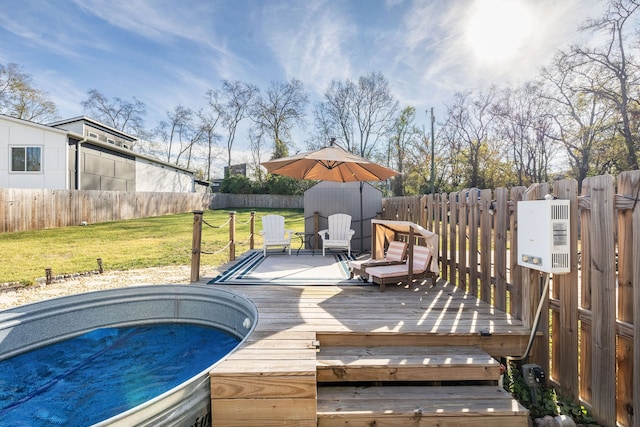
262,215,285,239
328,214,352,240
385,241,407,262
410,246,432,272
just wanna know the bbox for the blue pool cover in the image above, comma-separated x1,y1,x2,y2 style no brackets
0,324,239,426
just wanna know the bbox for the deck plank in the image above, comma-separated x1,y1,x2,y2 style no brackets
206,255,532,426
317,385,529,427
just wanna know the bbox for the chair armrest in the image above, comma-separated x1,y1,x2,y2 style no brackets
363,260,405,268
285,230,295,238
318,229,329,237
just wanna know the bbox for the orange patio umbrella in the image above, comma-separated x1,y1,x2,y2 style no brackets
261,139,399,253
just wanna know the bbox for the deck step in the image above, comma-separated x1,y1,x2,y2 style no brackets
317,385,529,427
317,345,500,383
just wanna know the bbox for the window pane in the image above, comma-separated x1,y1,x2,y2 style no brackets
11,147,26,171
26,147,41,171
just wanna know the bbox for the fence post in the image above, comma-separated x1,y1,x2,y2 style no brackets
229,211,236,261
190,210,203,283
585,175,616,425
250,211,255,250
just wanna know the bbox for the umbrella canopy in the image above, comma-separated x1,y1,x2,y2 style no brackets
261,144,399,183
261,141,399,254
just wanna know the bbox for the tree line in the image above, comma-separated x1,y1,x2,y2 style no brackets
2,0,639,195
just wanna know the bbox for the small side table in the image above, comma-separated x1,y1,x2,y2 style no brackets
294,232,317,256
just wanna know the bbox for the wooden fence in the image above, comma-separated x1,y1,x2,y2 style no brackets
0,190,304,233
381,172,639,427
211,193,303,209
0,188,214,233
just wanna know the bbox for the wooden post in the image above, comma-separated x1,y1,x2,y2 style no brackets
586,175,616,425
229,211,236,261
190,210,203,283
250,211,255,250
493,188,508,312
440,192,448,281
630,171,640,427
97,258,104,274
468,189,479,297
458,191,468,293
480,189,492,304
615,172,637,427
551,179,579,402
45,268,52,285
408,226,415,282
509,186,526,319
448,192,458,285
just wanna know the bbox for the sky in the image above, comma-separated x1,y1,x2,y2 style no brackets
0,0,606,172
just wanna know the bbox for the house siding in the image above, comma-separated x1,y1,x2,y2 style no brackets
0,117,68,189
80,143,136,191
135,158,194,192
1,114,196,193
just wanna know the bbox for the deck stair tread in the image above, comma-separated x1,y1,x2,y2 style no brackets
317,345,500,382
317,385,529,426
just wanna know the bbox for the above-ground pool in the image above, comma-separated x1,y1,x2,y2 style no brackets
0,284,257,427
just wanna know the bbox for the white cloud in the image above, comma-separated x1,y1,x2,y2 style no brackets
263,1,356,97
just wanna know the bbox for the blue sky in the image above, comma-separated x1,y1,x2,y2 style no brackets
0,0,603,160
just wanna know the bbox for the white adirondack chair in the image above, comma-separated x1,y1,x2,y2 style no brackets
260,215,294,256
318,213,355,256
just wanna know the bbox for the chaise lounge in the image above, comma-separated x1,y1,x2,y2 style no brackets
349,240,407,281
365,244,435,292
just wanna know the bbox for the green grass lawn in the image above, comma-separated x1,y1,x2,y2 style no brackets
0,208,304,285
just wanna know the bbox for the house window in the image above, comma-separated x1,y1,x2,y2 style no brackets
88,132,98,139
11,146,42,172
107,138,115,144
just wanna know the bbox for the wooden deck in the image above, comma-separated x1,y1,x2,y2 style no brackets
204,253,532,426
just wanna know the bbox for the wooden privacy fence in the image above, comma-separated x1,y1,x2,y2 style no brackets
381,171,639,427
0,188,214,233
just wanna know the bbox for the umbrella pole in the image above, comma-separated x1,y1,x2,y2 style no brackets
359,182,364,255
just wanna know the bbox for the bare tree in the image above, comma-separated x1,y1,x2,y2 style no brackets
197,93,224,180
155,105,193,164
313,79,355,150
493,82,558,186
249,127,268,182
540,52,618,188
218,80,258,172
81,89,146,139
313,71,398,157
568,0,640,169
351,71,398,158
251,79,308,159
388,106,421,195
442,88,498,188
0,63,58,123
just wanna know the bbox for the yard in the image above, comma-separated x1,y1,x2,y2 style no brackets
0,208,304,285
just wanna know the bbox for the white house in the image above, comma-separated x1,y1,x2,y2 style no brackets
1,114,199,192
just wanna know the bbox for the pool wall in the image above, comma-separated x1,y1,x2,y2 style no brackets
0,284,257,427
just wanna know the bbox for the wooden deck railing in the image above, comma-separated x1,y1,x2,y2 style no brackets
190,211,319,282
381,172,640,427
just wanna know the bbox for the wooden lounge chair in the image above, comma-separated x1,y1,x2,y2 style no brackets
349,240,407,281
260,214,294,256
365,245,435,292
318,213,355,256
